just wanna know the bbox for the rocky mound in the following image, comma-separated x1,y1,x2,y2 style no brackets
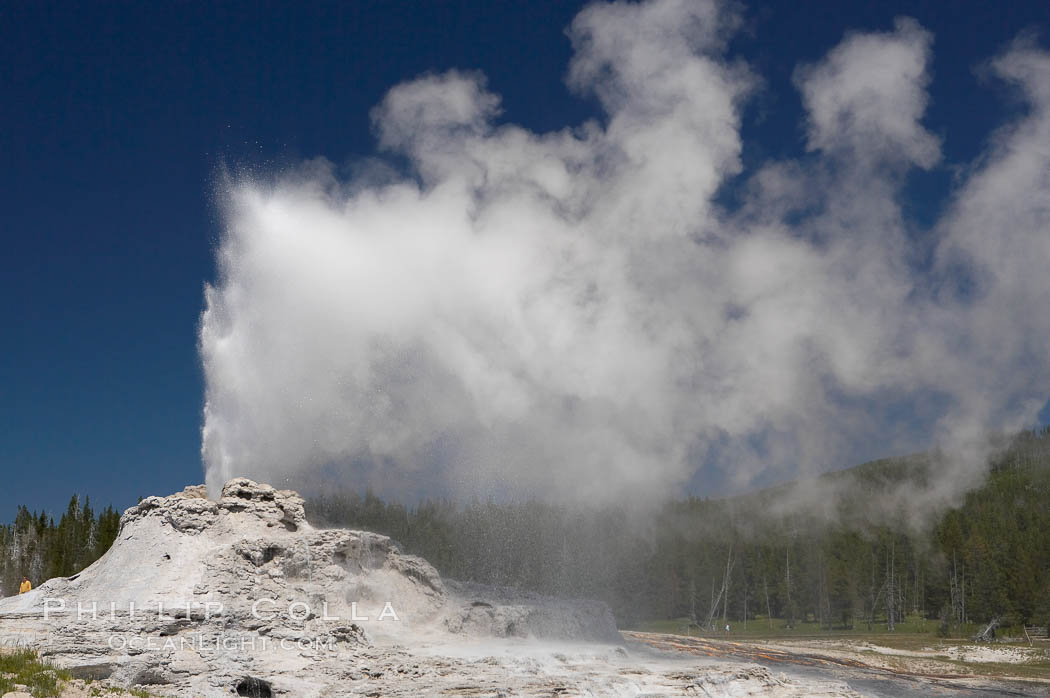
0,479,620,696
0,480,865,696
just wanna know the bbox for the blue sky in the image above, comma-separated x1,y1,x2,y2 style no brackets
3,0,1050,518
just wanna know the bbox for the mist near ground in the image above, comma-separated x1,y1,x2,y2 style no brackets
200,0,1050,510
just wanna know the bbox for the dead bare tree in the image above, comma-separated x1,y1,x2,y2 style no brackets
886,541,896,632
763,573,773,630
743,580,748,632
704,542,734,631
722,542,733,630
949,551,958,622
975,616,1000,643
819,560,832,630
689,577,697,625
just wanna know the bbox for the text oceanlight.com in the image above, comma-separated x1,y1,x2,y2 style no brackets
107,634,341,652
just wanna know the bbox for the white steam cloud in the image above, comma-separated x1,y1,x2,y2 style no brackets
200,0,1050,505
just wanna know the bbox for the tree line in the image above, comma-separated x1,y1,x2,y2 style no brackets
0,496,120,597
308,428,1050,632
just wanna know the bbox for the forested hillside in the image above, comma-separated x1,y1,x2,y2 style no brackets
0,496,120,596
309,428,1050,632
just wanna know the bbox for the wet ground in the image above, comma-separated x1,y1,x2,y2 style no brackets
624,631,1047,697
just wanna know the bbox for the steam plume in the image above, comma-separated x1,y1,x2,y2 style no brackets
200,0,1050,507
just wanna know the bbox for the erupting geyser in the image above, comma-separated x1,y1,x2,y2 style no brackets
200,0,1050,511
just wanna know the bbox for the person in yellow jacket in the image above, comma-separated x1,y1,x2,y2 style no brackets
19,576,31,594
